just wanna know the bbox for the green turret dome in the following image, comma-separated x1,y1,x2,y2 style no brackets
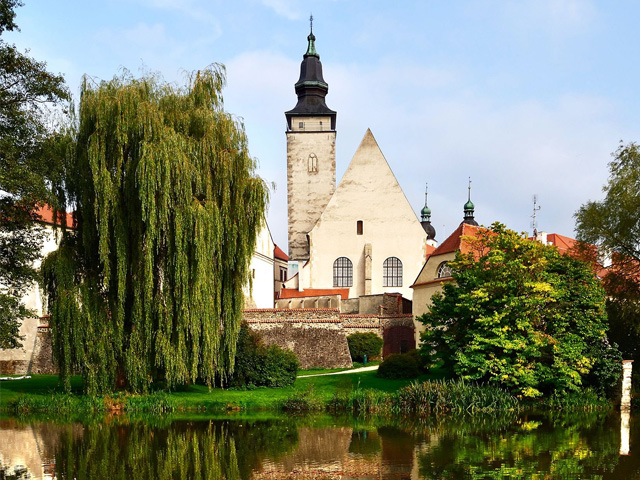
464,199,474,211
421,204,432,217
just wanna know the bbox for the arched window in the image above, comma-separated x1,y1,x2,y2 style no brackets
333,257,353,287
437,261,452,278
383,257,403,287
308,153,318,173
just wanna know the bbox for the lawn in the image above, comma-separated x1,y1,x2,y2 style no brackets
0,369,438,412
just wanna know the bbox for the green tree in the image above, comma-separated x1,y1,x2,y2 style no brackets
575,141,640,366
0,0,69,348
419,223,621,398
42,67,267,393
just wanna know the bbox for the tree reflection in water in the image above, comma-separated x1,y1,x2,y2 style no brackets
53,418,299,479
2,411,639,479
417,411,623,479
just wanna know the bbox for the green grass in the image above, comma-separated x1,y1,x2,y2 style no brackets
0,371,429,413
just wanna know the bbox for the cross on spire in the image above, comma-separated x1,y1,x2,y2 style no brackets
468,177,472,201
310,14,313,33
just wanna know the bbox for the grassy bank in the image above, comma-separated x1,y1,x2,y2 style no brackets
0,370,611,416
0,370,423,414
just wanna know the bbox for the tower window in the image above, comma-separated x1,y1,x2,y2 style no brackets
356,220,363,235
299,121,304,129
437,261,452,278
319,120,323,131
333,257,353,287
308,153,318,173
383,257,403,287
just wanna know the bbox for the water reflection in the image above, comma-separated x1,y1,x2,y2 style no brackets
1,412,639,479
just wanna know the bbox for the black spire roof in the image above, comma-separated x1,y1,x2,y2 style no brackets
285,19,336,130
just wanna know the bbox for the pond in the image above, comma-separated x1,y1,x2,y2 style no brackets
1,411,639,479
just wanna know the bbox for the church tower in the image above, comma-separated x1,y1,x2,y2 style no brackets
285,19,337,261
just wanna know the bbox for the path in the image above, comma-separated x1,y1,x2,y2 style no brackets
297,365,378,378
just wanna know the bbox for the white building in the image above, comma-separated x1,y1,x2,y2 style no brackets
284,27,430,300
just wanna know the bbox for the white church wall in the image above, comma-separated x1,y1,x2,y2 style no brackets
244,221,275,309
307,130,426,300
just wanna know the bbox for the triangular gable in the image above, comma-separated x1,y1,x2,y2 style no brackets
311,129,422,233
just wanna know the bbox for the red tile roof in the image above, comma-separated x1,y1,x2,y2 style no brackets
274,244,289,261
545,233,577,255
429,223,485,257
279,288,350,300
34,204,74,228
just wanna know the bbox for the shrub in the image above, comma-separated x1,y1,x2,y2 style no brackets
347,332,383,362
377,353,419,380
228,322,299,388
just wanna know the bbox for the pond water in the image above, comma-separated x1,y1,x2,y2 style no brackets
1,411,639,479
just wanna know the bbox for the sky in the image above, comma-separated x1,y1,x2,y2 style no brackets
7,0,640,249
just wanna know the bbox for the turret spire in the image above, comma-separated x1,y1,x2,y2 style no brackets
420,182,436,240
306,14,318,58
462,177,479,226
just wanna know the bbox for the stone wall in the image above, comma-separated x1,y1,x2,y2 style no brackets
0,319,57,375
245,309,352,369
274,295,342,310
244,308,416,367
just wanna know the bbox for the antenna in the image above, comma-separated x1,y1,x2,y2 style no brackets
531,194,541,237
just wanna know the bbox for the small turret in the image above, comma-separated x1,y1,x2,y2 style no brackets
420,183,436,240
462,177,479,226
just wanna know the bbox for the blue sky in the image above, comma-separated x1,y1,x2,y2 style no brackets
7,0,640,249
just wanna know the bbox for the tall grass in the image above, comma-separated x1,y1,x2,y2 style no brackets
8,392,177,414
325,379,519,416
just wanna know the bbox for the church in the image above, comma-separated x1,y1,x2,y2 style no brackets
282,25,435,301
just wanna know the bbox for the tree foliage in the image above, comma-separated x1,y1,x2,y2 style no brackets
419,223,621,398
575,141,640,365
346,332,383,362
42,67,267,393
227,322,299,389
0,0,69,348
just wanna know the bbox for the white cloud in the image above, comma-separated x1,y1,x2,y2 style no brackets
261,0,302,20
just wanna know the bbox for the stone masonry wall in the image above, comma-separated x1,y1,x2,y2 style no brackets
245,309,352,369
0,325,56,375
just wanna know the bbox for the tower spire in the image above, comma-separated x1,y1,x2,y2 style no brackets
285,17,336,130
462,177,479,226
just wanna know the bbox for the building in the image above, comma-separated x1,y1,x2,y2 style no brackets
284,26,429,300
0,205,73,374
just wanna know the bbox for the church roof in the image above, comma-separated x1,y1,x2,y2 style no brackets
311,128,424,236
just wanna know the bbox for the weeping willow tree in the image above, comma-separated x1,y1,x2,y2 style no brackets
42,65,267,393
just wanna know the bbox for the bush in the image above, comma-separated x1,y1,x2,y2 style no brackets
347,332,383,362
377,353,419,380
228,323,299,388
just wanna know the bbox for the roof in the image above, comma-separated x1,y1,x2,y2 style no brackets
429,223,485,257
34,204,74,228
545,233,577,255
279,288,350,300
274,244,289,261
